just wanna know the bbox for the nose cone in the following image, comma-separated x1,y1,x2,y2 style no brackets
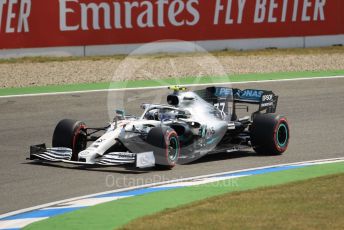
78,150,96,163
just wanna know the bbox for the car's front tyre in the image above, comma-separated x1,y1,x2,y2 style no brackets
146,127,180,170
52,119,87,161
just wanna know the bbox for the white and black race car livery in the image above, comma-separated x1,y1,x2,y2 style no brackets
28,86,290,169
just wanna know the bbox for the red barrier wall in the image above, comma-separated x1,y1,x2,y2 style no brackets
0,0,343,49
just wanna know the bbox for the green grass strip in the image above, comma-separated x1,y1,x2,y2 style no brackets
121,173,344,230
25,162,344,230
1,70,343,97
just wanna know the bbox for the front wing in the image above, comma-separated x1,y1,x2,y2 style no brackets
28,144,155,168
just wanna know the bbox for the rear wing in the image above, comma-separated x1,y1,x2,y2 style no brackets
233,88,278,113
194,87,278,114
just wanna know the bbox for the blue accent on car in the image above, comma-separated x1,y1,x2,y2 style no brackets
206,137,219,145
277,123,288,147
214,88,233,97
236,89,264,101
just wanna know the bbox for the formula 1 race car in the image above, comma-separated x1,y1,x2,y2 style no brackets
28,86,290,169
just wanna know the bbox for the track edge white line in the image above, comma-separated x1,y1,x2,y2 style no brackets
0,75,343,99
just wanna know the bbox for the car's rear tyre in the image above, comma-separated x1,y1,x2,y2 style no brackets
250,114,289,155
146,127,180,170
52,119,87,161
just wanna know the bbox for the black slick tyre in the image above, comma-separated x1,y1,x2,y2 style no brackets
146,127,180,170
52,119,87,161
250,114,289,155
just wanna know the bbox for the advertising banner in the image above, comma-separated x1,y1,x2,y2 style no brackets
0,0,343,49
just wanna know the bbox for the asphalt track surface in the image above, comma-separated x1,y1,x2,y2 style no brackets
1,77,344,214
